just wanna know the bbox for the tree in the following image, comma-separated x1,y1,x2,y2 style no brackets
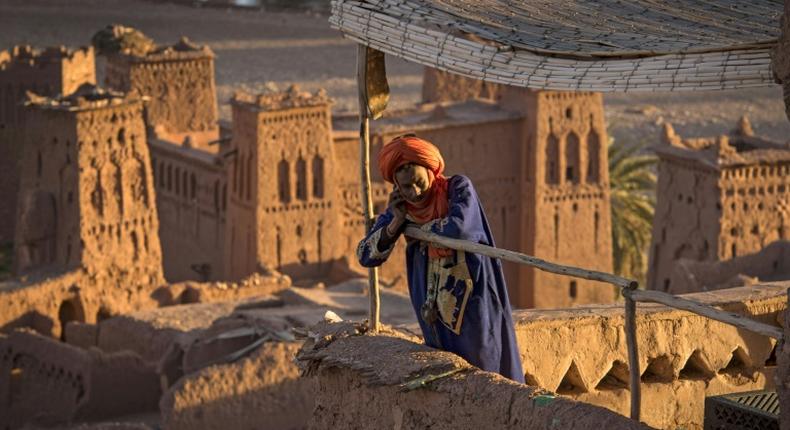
609,138,657,285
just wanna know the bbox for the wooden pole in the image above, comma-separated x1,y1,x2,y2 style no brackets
404,226,636,290
630,289,784,340
357,45,381,332
623,288,641,421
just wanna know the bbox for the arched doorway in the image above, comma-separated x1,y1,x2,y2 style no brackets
57,297,85,340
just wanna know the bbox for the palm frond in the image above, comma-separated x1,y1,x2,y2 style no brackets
608,137,657,284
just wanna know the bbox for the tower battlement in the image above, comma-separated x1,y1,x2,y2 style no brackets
103,36,219,151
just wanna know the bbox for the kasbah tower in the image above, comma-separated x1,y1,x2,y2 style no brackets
7,87,163,337
0,45,96,245
503,88,613,309
224,89,337,281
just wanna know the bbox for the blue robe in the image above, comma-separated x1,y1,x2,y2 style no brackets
357,175,524,383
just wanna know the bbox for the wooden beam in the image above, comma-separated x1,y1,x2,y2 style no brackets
629,289,784,340
404,226,635,289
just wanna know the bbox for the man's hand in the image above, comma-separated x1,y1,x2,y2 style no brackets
387,187,406,234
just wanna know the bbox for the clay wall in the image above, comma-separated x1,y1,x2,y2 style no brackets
104,41,219,152
422,66,503,104
0,329,159,429
2,90,165,338
14,92,162,277
648,156,721,292
508,88,614,308
223,101,258,280
668,240,790,294
13,104,81,274
719,163,790,258
512,283,786,429
298,322,651,430
149,140,226,282
160,341,313,430
647,125,790,292
225,90,340,282
0,45,95,244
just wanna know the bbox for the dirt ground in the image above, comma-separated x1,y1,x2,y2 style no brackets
2,0,789,143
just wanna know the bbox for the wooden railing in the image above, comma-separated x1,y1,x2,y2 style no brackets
402,226,785,422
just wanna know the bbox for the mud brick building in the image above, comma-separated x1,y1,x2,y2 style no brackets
1,87,164,338
647,118,790,293
0,45,95,244
224,89,338,281
100,43,614,307
103,37,219,152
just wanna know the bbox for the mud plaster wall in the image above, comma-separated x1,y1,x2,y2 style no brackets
149,140,227,282
71,101,163,281
160,341,313,430
648,157,721,292
105,53,219,151
0,329,159,429
648,143,790,293
510,89,614,308
669,241,790,294
421,66,502,104
719,163,790,258
2,96,165,338
512,283,787,430
301,326,650,430
224,99,339,282
0,46,95,244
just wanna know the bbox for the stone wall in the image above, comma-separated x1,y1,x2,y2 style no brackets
298,321,652,430
512,283,787,429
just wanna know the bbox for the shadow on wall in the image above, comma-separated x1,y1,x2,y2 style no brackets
0,311,54,337
0,241,12,281
161,372,314,430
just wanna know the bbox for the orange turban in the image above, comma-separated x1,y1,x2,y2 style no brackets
378,135,452,258
378,135,446,184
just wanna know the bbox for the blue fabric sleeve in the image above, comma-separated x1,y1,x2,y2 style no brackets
429,175,487,244
356,208,398,268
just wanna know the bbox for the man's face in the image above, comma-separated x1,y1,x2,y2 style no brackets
395,164,432,203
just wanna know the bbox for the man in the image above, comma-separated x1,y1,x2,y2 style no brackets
357,134,524,383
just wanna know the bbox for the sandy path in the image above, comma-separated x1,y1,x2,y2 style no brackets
2,0,788,143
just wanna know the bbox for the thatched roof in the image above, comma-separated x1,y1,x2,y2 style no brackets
330,0,785,92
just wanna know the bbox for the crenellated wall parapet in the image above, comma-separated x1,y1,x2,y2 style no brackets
512,283,787,429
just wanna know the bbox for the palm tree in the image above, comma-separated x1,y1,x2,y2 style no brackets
609,138,657,286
